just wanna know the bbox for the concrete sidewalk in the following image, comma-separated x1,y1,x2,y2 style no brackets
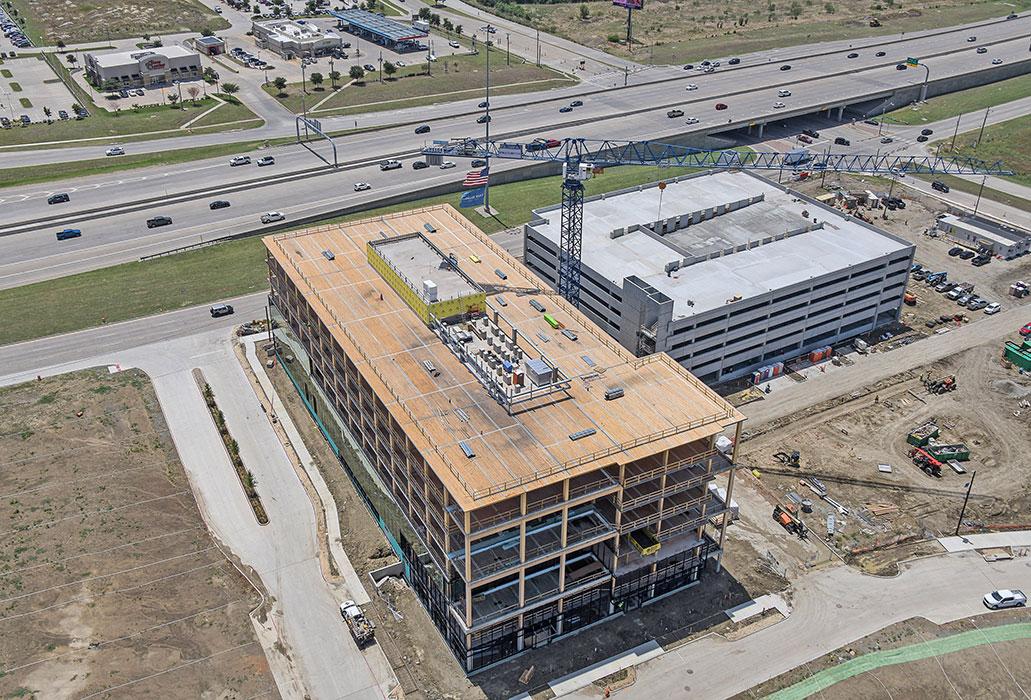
939,530,1031,552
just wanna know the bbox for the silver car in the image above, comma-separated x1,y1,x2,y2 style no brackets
984,589,1026,609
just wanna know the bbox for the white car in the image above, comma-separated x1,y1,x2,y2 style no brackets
439,161,456,169
449,40,460,48
778,89,791,97
773,101,785,109
354,182,372,191
229,155,251,166
992,58,1003,65
984,589,1026,609
427,54,437,62
983,302,1001,315
685,117,699,124
395,60,406,67
105,146,125,156
261,211,285,224
685,83,698,91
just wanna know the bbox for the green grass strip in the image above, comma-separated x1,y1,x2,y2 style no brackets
767,622,1031,700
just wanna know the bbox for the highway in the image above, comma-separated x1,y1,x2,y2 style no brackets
1,12,1028,172
1,30,1029,288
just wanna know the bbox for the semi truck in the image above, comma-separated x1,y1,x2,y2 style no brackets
340,600,375,647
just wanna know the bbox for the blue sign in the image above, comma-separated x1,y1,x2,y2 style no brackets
460,187,485,208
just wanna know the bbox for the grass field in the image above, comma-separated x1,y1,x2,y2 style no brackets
8,0,229,44
468,0,1031,64
881,74,1031,126
0,164,685,346
939,114,1030,187
264,47,574,115
0,95,262,147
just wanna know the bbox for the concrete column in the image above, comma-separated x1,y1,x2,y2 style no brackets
837,106,844,121
757,122,765,138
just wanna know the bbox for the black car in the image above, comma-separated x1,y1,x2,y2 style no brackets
802,128,820,138
917,135,928,142
959,250,976,260
415,124,431,134
921,128,933,136
667,109,684,119
209,200,231,210
570,100,583,107
559,106,573,113
847,52,859,58
47,193,70,205
146,216,172,228
976,47,988,54
478,101,489,108
476,114,491,123
931,180,950,193
875,51,886,57
972,257,991,267
471,159,486,167
864,119,878,126
412,160,429,169
834,137,850,146
948,247,963,256
683,64,694,70
780,64,791,71
896,64,907,70
728,57,740,65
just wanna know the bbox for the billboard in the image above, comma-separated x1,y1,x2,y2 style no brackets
612,0,643,8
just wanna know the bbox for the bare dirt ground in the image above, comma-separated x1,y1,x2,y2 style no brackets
735,342,1031,574
735,606,1031,698
0,368,277,700
265,358,789,700
14,0,229,43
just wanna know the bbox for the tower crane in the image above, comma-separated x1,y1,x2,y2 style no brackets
424,137,1012,307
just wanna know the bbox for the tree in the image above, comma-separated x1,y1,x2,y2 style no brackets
221,82,240,95
42,106,52,121
329,70,341,88
310,71,324,89
418,7,431,19
167,92,180,106
187,85,200,102
66,53,77,66
55,39,65,49
272,76,288,95
349,65,365,81
383,61,396,78
201,27,215,37
579,3,590,20
442,17,453,33
429,13,441,26
455,24,463,36
203,66,218,83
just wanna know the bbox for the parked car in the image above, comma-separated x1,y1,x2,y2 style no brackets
959,250,975,260
55,228,82,241
798,134,813,144
984,590,1026,609
984,302,1001,315
667,109,684,118
363,63,376,71
1020,323,1031,336
948,247,963,256
834,137,850,146
353,182,372,192
956,294,972,306
105,146,125,156
209,200,231,210
58,110,69,120
47,193,70,205
260,211,285,223
968,298,989,311
415,124,430,134
146,216,172,228
229,155,251,166
209,303,235,317
257,156,275,166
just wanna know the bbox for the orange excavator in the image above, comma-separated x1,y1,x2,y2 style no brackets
773,502,808,539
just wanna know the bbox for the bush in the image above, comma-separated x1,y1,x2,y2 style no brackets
606,34,622,43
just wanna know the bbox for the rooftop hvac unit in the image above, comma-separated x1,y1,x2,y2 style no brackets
604,387,624,401
423,280,438,302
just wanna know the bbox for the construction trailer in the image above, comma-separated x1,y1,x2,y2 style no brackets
1005,338,1031,370
265,206,745,673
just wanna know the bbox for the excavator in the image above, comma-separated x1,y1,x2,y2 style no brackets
773,502,808,539
924,374,957,395
773,450,801,468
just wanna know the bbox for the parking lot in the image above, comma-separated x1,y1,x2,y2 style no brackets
0,5,34,53
0,57,80,126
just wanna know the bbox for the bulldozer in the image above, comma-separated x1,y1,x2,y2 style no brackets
924,374,957,395
773,450,801,468
773,503,809,539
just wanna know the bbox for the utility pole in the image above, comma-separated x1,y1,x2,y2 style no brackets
975,107,990,148
950,113,961,152
379,51,383,83
536,29,540,67
954,470,976,536
973,176,987,216
506,32,510,66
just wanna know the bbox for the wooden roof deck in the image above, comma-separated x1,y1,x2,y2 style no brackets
266,205,744,511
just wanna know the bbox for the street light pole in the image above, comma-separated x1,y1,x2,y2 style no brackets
950,113,961,151
482,23,493,215
506,32,510,66
954,470,976,536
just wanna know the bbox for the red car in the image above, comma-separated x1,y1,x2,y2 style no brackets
1020,323,1031,336
715,103,728,110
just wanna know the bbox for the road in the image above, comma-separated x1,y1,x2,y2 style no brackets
562,550,1031,699
0,313,396,700
2,30,1029,287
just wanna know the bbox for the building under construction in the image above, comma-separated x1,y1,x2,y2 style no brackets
264,205,744,672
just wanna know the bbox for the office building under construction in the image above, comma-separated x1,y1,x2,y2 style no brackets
264,205,744,672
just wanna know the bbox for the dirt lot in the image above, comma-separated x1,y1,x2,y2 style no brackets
468,0,1031,64
0,368,277,699
265,356,790,700
736,606,1031,698
11,0,229,44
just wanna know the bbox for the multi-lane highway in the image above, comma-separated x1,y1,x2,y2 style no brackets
1,15,1029,290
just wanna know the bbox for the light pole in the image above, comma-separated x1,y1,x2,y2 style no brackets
918,63,930,102
506,32,510,66
973,176,987,217
975,107,990,148
950,113,961,151
481,23,493,215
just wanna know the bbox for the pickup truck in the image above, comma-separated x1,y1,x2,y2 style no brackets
340,600,375,647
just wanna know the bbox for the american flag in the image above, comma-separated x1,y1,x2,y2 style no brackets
463,167,488,187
